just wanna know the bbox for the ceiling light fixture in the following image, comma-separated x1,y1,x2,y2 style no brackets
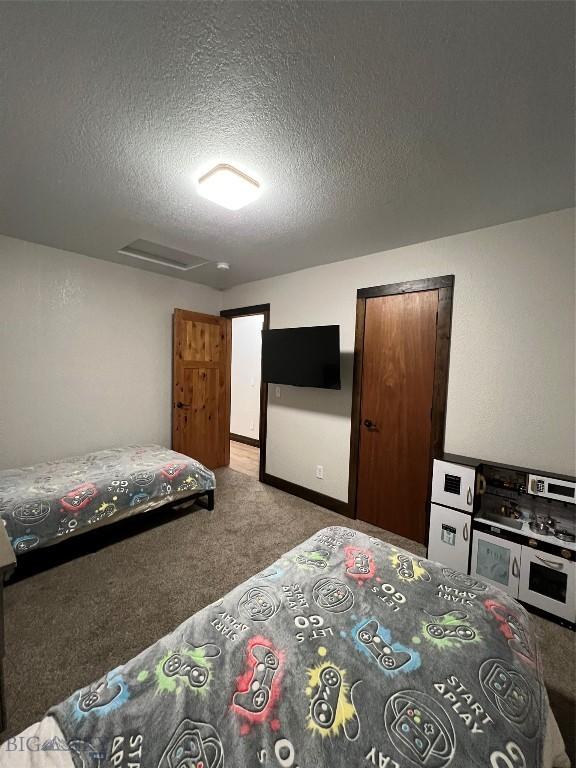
216,262,230,270
197,163,261,210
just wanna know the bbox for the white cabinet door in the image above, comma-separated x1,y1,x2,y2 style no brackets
427,503,471,572
431,460,476,512
519,547,576,623
471,530,521,597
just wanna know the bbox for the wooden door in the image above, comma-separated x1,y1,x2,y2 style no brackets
172,309,231,469
356,291,439,542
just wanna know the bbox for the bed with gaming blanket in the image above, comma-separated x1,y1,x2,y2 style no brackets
0,527,569,768
0,445,215,555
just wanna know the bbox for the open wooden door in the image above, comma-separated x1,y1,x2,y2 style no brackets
172,309,231,469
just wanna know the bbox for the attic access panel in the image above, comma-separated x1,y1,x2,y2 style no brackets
118,239,209,271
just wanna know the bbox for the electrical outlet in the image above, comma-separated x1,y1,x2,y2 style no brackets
275,386,281,398
249,421,254,431
316,465,324,479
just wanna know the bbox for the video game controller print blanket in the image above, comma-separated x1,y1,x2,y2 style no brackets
0,445,215,553
49,526,549,768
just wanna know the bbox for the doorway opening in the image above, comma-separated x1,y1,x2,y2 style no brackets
220,304,270,481
348,276,454,544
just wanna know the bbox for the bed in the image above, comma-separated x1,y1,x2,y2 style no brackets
0,526,570,767
0,445,215,555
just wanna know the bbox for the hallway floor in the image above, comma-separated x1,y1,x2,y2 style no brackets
229,439,259,478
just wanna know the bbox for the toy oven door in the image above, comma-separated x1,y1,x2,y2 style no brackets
518,547,575,623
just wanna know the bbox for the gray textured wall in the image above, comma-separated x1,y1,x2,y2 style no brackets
0,237,221,468
223,209,576,498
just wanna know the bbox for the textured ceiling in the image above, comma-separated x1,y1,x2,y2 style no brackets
0,1,574,289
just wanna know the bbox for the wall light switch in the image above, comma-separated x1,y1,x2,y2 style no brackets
249,421,254,431
275,386,281,398
250,377,255,387
316,465,324,479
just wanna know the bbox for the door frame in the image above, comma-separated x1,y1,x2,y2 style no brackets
348,275,455,525
220,303,270,482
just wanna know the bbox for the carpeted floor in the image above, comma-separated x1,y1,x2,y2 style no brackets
3,467,575,760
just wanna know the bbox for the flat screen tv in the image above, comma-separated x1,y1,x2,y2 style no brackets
261,325,341,389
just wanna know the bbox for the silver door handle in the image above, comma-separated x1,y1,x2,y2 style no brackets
463,522,468,541
466,487,473,506
512,557,520,578
535,555,564,570
476,474,487,495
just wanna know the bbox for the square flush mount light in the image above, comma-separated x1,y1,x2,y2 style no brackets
197,163,261,210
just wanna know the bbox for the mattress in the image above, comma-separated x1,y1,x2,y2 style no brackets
0,445,215,554
0,526,570,767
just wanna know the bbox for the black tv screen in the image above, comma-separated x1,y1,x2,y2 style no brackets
261,325,341,389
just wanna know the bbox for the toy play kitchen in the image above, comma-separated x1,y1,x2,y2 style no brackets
428,454,575,628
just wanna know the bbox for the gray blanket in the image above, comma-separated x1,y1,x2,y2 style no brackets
50,526,548,768
0,445,215,554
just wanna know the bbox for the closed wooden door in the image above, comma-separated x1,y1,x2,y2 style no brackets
356,291,439,542
172,309,231,469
